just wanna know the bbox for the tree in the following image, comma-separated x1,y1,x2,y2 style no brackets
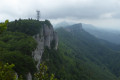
0,20,9,34
0,62,23,80
0,62,15,80
34,62,57,80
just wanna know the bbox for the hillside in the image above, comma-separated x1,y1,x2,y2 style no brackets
0,19,58,80
42,23,120,80
82,24,120,44
55,22,120,44
1,20,120,80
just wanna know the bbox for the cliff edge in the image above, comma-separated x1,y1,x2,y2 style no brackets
32,20,58,69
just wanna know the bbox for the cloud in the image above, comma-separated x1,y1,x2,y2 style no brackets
1,0,120,19
0,0,120,29
100,13,116,19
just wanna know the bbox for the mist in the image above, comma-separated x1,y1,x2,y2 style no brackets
1,0,120,30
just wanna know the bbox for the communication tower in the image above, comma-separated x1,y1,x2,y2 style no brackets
36,10,40,20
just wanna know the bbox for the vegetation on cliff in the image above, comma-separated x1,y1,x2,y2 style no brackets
0,20,8,34
2,19,120,80
0,31,37,79
42,27,120,80
0,19,57,80
7,19,52,36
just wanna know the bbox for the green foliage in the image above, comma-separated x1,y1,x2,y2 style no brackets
7,19,53,36
51,40,56,49
0,20,9,34
45,20,52,27
0,31,37,55
2,19,120,80
0,62,24,80
41,27,120,80
0,62,15,80
0,51,36,77
34,62,57,80
7,19,42,36
0,19,55,79
0,31,37,79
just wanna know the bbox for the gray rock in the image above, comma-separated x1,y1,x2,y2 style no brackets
27,72,32,80
53,32,58,50
27,22,58,80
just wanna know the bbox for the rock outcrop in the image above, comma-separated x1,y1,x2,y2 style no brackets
27,21,58,80
32,22,58,69
27,72,32,80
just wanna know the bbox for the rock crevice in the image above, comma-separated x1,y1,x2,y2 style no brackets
32,22,58,69
27,22,58,80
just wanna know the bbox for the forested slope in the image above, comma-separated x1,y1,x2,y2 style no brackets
0,19,52,80
1,20,120,80
42,24,120,80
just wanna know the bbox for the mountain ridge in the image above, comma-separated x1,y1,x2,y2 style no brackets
54,23,120,80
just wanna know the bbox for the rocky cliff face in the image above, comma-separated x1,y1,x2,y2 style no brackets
33,23,58,68
27,22,58,80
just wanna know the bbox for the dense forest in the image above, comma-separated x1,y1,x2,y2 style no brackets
1,20,120,80
42,24,120,80
0,19,55,80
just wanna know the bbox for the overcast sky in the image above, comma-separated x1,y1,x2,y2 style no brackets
1,0,120,29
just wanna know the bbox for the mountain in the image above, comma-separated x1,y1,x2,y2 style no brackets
0,19,58,80
82,24,120,44
42,23,120,80
1,19,120,80
54,21,75,28
55,21,120,44
55,21,69,28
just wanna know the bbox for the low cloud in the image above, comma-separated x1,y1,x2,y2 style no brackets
0,0,120,29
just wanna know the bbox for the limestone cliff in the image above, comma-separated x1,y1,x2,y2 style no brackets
27,21,58,80
33,22,58,68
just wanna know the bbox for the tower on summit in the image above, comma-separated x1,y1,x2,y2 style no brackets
36,10,40,20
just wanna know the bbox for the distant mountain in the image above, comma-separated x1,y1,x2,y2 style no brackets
56,21,120,44
54,21,75,28
54,21,69,28
42,23,120,80
0,19,58,80
82,24,120,44
4,19,120,80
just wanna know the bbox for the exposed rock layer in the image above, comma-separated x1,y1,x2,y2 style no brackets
33,23,58,68
27,22,58,80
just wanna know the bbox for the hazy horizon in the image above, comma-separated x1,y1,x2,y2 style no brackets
1,0,120,30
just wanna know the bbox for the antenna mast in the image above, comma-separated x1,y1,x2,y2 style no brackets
36,10,40,20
